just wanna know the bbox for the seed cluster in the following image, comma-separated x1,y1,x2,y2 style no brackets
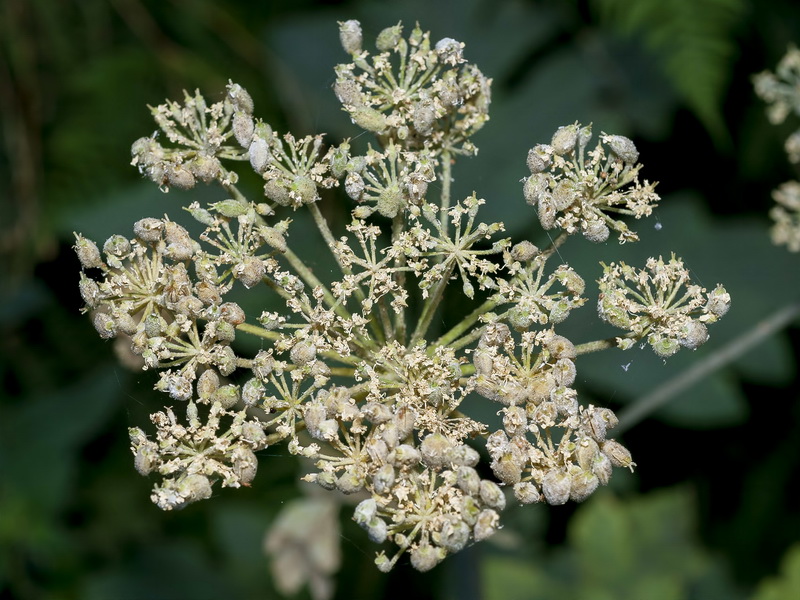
75,20,729,575
754,46,800,252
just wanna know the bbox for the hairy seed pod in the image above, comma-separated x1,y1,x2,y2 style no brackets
233,256,266,289
133,440,158,476
510,240,539,262
350,106,388,134
526,144,553,174
448,444,480,467
336,469,364,494
133,217,163,243
479,480,506,511
542,469,571,505
362,401,392,424
513,481,541,505
233,111,255,148
227,82,254,115
678,319,709,350
551,123,579,155
249,137,271,173
706,286,731,317
582,219,610,243
338,19,363,54
592,452,613,485
241,378,264,407
230,445,258,484
389,444,421,466
491,452,522,485
473,509,500,542
290,340,316,365
252,350,274,381
213,384,240,409
604,134,639,163
410,542,446,573
438,517,470,553
375,24,403,51
92,312,117,339
570,468,599,502
372,464,395,495
601,439,635,469
74,235,103,269
420,432,453,469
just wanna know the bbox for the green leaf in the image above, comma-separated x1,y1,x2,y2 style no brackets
752,544,800,600
591,0,747,143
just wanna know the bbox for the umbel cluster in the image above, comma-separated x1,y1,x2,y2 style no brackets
74,20,730,572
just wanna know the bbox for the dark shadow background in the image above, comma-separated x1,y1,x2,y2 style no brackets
3,0,800,598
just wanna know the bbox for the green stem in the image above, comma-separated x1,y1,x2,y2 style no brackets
574,337,618,356
432,297,501,350
539,231,569,260
410,261,456,346
392,213,407,345
439,150,453,239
